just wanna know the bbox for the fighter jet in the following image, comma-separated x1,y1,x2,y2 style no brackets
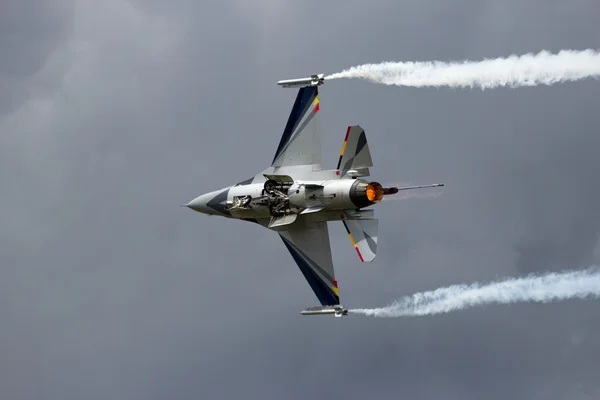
184,76,443,317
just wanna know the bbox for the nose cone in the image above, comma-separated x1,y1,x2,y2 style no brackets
185,187,231,216
186,193,213,214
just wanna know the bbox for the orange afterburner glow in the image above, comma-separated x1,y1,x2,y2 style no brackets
366,182,384,203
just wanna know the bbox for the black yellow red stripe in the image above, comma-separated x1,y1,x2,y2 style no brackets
273,86,318,165
336,126,352,173
331,279,339,296
281,236,340,305
341,218,365,262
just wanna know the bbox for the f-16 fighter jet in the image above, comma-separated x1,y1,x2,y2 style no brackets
185,76,443,317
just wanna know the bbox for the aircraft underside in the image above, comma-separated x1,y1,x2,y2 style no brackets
184,82,443,315
225,175,386,228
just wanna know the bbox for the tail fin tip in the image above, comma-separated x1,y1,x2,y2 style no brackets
336,125,373,178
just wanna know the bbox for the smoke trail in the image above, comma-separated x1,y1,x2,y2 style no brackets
326,49,600,89
350,267,600,317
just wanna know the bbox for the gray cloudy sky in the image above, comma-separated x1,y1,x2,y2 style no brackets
2,1,600,399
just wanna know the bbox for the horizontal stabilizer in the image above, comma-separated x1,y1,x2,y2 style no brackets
336,125,373,178
341,213,378,262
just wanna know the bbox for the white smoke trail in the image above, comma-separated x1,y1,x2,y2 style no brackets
326,49,600,89
350,267,600,317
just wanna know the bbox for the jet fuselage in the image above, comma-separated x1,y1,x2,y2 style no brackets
186,177,384,222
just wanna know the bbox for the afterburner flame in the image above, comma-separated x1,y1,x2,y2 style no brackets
366,182,384,203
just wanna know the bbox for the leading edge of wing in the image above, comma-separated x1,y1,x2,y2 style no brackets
280,230,340,306
271,86,321,167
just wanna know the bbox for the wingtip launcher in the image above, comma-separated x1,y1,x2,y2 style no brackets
277,73,325,88
300,305,348,317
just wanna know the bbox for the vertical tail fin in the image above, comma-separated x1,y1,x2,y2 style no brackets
341,212,378,262
336,125,373,178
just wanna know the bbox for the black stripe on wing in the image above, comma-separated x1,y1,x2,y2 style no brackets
272,86,318,164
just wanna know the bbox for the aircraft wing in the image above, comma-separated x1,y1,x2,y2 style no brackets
277,218,340,306
271,86,322,170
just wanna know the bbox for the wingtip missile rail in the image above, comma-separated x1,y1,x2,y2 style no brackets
277,73,325,88
300,305,348,317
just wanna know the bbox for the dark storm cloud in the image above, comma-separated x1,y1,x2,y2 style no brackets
1,1,600,399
